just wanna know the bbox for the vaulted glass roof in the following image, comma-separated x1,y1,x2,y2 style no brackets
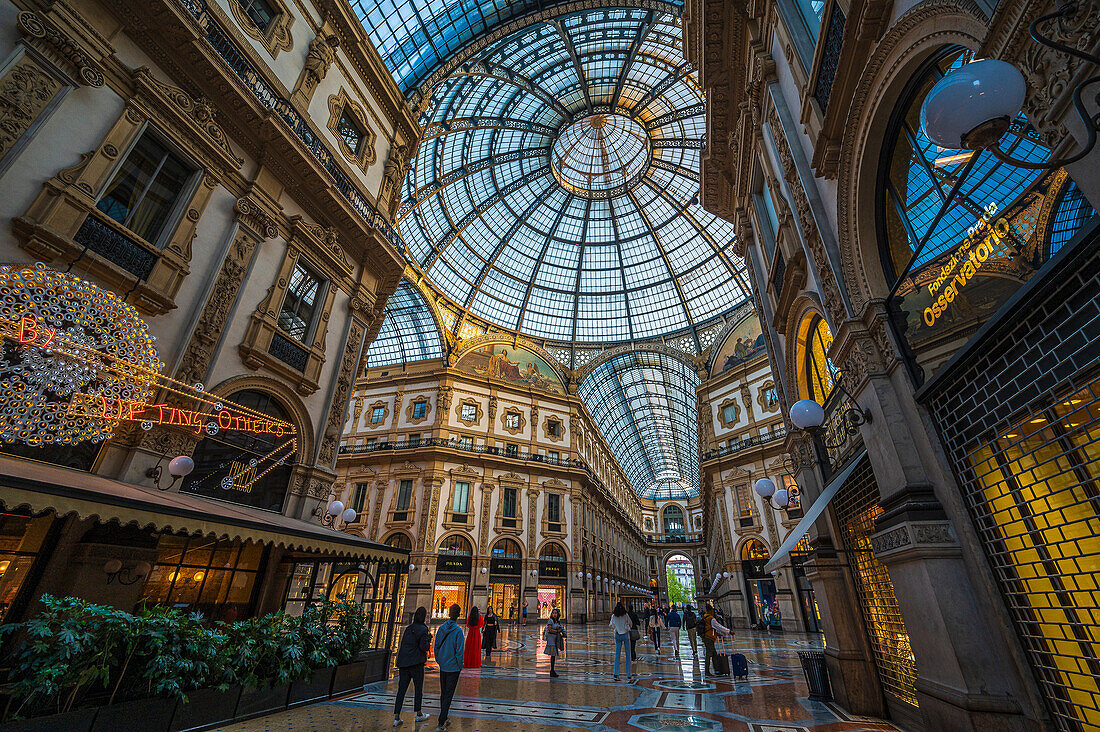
577,350,700,500
394,7,749,344
365,281,445,368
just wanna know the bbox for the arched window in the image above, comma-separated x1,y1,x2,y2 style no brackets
741,539,770,561
662,504,685,535
492,539,522,558
438,534,473,556
798,314,836,403
181,389,296,513
879,47,1094,376
538,542,566,562
385,533,412,551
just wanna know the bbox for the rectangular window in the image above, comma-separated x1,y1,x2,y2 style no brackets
351,483,368,513
278,260,325,341
407,434,421,448
547,493,561,524
412,401,427,418
337,110,365,154
371,406,385,423
238,0,276,32
458,436,473,450
735,483,756,519
505,412,520,429
722,404,738,423
548,450,559,464
795,0,825,35
460,403,477,421
452,481,470,514
546,419,561,438
365,437,377,449
396,479,413,511
505,443,518,457
503,487,517,518
97,132,195,245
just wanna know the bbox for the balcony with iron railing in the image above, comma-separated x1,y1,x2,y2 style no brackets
701,425,788,462
645,532,705,546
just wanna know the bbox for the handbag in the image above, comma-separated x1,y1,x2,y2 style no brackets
629,627,641,641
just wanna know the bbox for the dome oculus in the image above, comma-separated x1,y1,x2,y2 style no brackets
551,114,650,198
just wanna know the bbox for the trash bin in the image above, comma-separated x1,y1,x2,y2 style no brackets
798,650,832,701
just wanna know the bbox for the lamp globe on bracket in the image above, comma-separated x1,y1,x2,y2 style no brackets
921,59,1026,150
754,477,776,500
789,400,825,431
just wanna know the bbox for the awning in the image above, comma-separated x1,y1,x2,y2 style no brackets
763,449,866,573
0,454,406,562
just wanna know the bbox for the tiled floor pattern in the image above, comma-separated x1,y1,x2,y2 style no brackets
213,625,901,732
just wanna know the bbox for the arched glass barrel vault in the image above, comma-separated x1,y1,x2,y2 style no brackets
364,280,445,369
577,350,701,500
390,6,750,348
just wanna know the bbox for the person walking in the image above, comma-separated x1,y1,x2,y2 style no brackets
544,607,566,677
683,604,700,658
462,606,484,669
610,602,634,681
666,605,682,658
627,606,641,662
393,607,432,727
433,604,466,730
483,607,499,662
701,604,732,677
649,604,663,657
521,600,528,626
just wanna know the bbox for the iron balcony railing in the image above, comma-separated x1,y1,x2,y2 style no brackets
645,533,704,545
701,426,788,461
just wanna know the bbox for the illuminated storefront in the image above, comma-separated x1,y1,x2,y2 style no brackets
433,534,473,619
537,543,568,619
741,539,780,630
489,539,522,620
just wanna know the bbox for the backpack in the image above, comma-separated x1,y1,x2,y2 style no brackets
684,611,697,630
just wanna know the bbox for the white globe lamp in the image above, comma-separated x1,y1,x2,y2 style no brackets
408,563,416,571
341,507,358,523
921,59,1026,150
754,477,776,499
773,488,791,509
168,455,195,478
326,500,344,517
790,399,825,430
723,572,730,578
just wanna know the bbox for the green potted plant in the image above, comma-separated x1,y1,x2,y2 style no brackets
286,602,338,707
328,599,378,695
225,614,300,720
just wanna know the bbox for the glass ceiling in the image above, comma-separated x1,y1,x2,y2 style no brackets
577,350,700,499
394,7,750,344
365,281,445,368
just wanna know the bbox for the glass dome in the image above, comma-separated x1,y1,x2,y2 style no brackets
395,7,749,344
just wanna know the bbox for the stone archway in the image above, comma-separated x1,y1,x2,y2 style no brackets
662,552,696,606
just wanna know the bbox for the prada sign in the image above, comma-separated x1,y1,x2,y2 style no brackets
436,554,471,575
539,560,566,578
490,557,521,575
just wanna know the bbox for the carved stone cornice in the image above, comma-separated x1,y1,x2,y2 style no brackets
17,11,104,87
234,196,280,241
317,318,364,466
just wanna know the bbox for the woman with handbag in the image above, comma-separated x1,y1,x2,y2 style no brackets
610,602,634,681
483,607,500,662
544,608,566,677
627,606,641,662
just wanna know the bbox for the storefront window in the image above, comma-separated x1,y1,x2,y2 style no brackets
0,513,53,623
181,390,296,513
798,314,836,403
140,536,263,621
880,47,1095,381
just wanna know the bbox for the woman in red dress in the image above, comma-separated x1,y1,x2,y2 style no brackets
463,606,485,668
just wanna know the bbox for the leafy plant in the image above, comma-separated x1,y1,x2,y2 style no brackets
326,596,373,664
292,602,338,675
219,614,303,688
127,607,227,702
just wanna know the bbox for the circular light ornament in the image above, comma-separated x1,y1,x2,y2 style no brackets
168,456,195,478
754,478,776,499
773,489,791,509
341,507,358,523
0,264,162,446
790,400,825,430
551,113,650,197
921,59,1026,149
103,559,123,574
327,500,345,517
409,563,416,571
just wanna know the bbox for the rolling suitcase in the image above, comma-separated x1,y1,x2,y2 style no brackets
731,653,749,679
713,652,730,676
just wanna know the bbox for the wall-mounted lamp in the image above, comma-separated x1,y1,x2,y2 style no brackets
313,499,358,531
104,559,151,585
146,455,195,491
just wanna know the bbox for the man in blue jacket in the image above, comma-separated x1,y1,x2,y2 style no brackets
666,605,682,658
433,603,466,730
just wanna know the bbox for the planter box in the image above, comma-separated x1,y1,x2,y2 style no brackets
362,649,389,684
288,667,335,707
0,707,97,732
330,659,368,696
92,696,176,732
169,686,241,732
233,681,290,720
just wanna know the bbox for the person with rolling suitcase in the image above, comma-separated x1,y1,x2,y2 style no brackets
730,652,749,680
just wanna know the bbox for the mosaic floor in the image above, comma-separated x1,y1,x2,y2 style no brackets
213,624,900,732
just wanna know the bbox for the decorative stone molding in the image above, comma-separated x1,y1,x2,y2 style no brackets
230,0,294,56
406,396,433,424
455,397,482,427
235,196,280,240
716,397,741,428
379,141,410,220
871,520,958,560
16,11,104,87
327,88,377,175
292,32,339,106
317,318,364,466
542,414,565,442
0,56,62,162
365,399,390,429
500,407,526,435
757,380,780,413
487,396,498,420
289,216,353,284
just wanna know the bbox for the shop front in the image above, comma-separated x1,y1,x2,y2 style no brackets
433,535,473,620
741,540,781,630
489,539,522,621
537,546,567,619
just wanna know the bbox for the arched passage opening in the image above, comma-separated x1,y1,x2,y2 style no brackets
664,553,695,606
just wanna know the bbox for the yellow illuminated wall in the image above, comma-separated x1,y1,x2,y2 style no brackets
966,381,1100,729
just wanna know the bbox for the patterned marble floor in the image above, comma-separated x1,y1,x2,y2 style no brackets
213,624,900,732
